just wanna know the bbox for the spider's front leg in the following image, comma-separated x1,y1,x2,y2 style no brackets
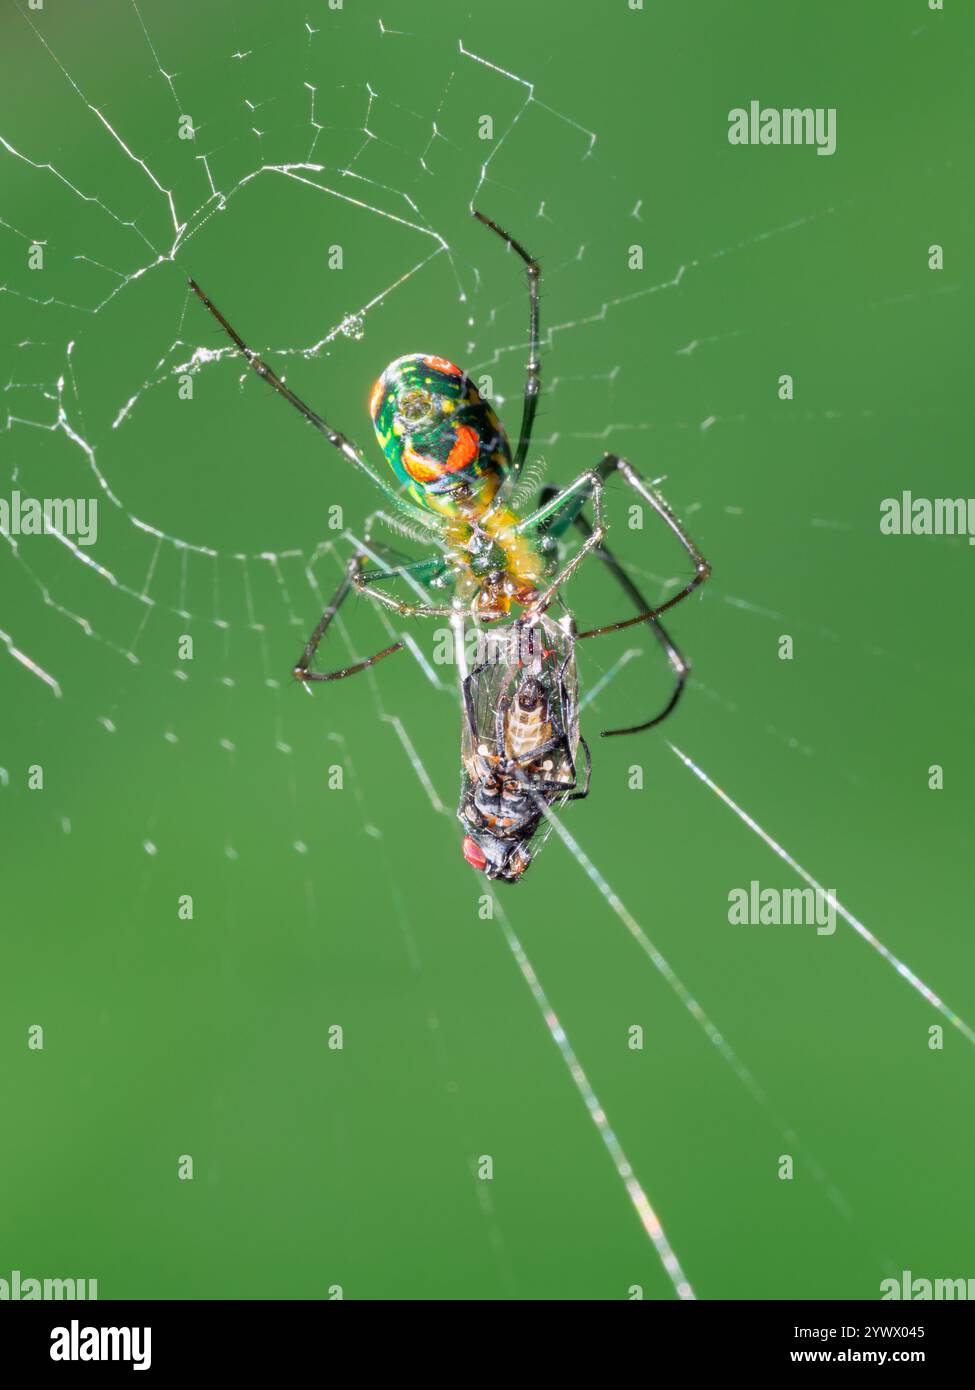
514,469,606,620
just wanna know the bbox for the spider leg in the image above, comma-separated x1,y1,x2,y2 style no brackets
539,660,592,803
506,740,589,803
553,651,592,800
522,453,710,623
350,574,458,620
503,742,588,812
572,511,690,736
472,210,540,497
355,554,448,590
336,514,456,618
516,471,595,536
515,469,606,619
581,453,711,630
346,512,453,605
293,553,403,684
187,279,432,527
568,736,593,800
522,453,709,735
295,512,452,682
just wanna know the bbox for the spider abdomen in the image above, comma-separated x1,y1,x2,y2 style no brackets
370,354,511,520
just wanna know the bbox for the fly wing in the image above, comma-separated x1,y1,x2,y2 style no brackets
456,617,584,876
462,618,580,748
460,627,517,779
538,615,580,785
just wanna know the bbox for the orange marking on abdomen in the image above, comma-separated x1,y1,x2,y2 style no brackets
445,425,479,473
402,445,442,484
423,355,462,375
403,425,479,484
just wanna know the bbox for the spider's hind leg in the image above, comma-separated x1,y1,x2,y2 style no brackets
528,459,707,736
592,453,711,621
530,452,711,621
574,513,691,737
295,521,444,683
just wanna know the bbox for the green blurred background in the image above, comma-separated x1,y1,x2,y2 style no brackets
1,0,972,1300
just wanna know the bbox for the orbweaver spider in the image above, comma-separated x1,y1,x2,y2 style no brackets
189,210,710,755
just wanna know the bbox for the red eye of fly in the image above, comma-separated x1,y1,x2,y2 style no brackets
462,836,488,871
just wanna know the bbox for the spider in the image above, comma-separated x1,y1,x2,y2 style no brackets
188,209,710,744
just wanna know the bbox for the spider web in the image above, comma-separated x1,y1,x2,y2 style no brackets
2,0,972,1300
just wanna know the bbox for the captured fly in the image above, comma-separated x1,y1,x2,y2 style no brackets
459,617,591,882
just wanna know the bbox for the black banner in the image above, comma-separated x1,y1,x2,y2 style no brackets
2,1298,969,1375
